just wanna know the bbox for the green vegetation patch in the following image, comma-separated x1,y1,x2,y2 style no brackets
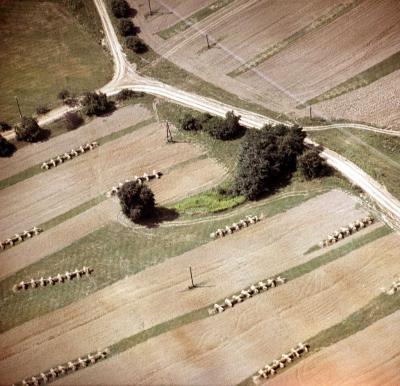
229,0,361,77
299,51,400,107
308,128,400,199
157,0,234,40
0,0,112,123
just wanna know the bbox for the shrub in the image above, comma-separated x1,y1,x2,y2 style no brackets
64,97,79,107
298,147,329,180
203,111,244,140
36,105,50,115
111,0,130,18
0,135,16,157
118,180,155,222
58,89,70,100
126,36,147,53
15,117,48,143
82,91,114,116
115,89,144,101
0,122,11,132
64,111,84,131
179,113,201,131
234,124,306,200
119,19,137,36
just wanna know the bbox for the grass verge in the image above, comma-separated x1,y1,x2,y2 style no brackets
156,0,234,40
228,0,361,77
299,51,400,107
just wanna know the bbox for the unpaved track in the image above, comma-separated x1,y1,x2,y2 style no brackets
0,191,371,384
55,233,400,385
267,310,400,386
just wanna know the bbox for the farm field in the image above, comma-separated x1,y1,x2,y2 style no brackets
0,190,384,384
267,310,400,386
0,0,112,123
53,232,400,385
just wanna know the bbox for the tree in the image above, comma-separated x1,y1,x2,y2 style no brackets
81,91,113,116
111,0,130,18
119,19,137,36
58,89,70,100
118,181,155,222
15,117,47,142
36,105,49,115
234,124,305,200
126,36,147,53
0,122,11,132
64,111,84,130
298,147,329,180
203,111,244,140
115,89,144,101
179,113,201,131
0,135,16,157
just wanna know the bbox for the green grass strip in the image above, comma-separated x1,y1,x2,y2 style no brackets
228,0,361,77
0,118,155,191
299,51,400,107
157,0,233,40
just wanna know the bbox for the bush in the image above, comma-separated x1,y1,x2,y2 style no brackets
211,111,243,140
179,113,201,131
126,36,147,53
36,105,50,115
0,122,11,132
82,91,114,116
64,111,84,131
15,117,48,143
234,124,306,200
64,97,79,107
111,0,130,18
119,19,137,36
115,89,144,101
0,135,16,157
58,89,70,100
298,148,329,180
118,180,155,222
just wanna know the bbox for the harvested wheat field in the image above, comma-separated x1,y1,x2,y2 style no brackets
267,310,400,386
0,190,376,384
0,121,225,239
55,233,400,385
316,70,400,129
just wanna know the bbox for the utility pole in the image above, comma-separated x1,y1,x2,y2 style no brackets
148,0,152,16
309,106,312,120
165,120,173,143
15,96,23,119
188,266,197,289
205,34,210,49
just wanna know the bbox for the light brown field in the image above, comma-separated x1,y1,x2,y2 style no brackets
267,310,400,386
55,233,400,385
0,190,375,384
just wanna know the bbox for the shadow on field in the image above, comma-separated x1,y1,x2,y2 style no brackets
136,206,179,228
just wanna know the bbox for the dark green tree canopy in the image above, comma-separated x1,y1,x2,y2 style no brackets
126,36,147,53
82,92,113,116
111,0,130,18
203,111,243,140
179,113,201,131
119,19,137,36
118,181,156,222
298,147,329,180
15,117,46,143
0,135,16,157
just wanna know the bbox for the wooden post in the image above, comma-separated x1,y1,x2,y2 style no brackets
166,121,173,143
188,266,196,289
15,96,23,119
206,34,210,49
148,0,152,15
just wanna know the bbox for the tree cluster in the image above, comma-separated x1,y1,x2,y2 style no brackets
126,36,147,53
119,19,138,36
115,89,144,101
0,135,16,157
111,0,130,18
298,147,329,180
64,111,84,130
15,117,48,143
81,92,114,116
179,111,244,140
234,124,306,200
118,180,155,222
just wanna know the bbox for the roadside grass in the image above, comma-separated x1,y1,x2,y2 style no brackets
0,186,326,333
308,128,400,199
228,0,361,77
0,0,112,123
299,51,400,107
0,118,154,191
156,0,234,40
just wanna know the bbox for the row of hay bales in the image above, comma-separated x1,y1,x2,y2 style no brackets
41,142,98,170
210,214,262,239
319,215,374,247
0,227,42,251
209,276,286,315
13,349,109,386
386,278,400,295
12,266,93,292
252,343,310,384
106,170,162,197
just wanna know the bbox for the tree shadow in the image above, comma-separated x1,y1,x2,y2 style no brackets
135,206,179,228
128,7,138,17
38,128,51,142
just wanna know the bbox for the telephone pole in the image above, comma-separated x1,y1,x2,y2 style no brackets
188,266,196,289
309,106,312,119
165,120,173,143
205,34,210,49
148,0,153,16
15,96,23,119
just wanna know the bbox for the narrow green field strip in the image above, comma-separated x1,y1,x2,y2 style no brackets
228,0,362,77
299,51,400,107
0,117,154,191
0,188,323,333
157,0,234,40
237,291,400,386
